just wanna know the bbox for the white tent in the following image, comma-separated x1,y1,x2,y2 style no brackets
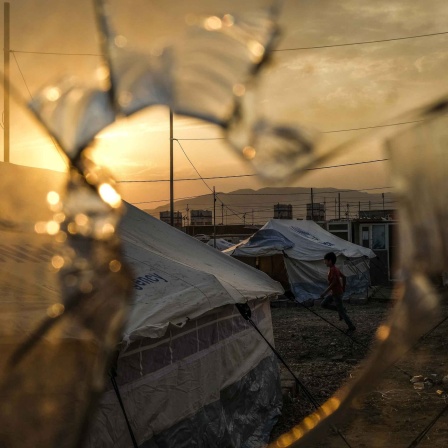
0,163,284,447
224,219,375,302
85,205,284,447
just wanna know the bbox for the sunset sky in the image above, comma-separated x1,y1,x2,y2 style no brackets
2,0,448,209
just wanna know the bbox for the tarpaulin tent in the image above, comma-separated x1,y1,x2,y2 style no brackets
224,219,375,302
84,205,284,448
0,163,284,447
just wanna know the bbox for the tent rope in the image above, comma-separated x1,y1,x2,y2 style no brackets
292,298,414,378
236,303,353,448
110,368,139,448
407,402,448,447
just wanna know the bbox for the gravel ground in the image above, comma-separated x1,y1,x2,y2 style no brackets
269,296,448,447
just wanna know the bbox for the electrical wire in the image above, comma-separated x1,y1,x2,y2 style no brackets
10,50,69,168
225,186,393,196
13,29,448,56
274,30,448,52
175,139,246,221
117,160,392,184
11,49,101,57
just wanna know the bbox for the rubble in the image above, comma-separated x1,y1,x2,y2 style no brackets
410,375,424,383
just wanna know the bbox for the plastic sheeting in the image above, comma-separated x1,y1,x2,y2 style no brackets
224,219,374,301
119,204,283,341
285,256,371,301
85,300,282,448
225,220,374,260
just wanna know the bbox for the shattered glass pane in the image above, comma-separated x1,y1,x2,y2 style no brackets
268,113,447,447
0,157,132,447
4,0,448,447
29,79,115,161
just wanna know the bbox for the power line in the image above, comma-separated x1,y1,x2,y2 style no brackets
308,158,389,169
11,51,33,99
10,49,101,57
323,120,424,134
173,119,426,141
117,159,391,184
175,140,246,221
130,187,393,208
118,173,256,183
131,195,200,205
174,137,225,141
13,29,448,57
224,186,393,196
274,30,448,52
11,51,69,168
175,140,214,194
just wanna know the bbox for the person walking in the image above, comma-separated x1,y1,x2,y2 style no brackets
320,252,356,332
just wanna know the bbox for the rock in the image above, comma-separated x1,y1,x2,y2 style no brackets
410,375,424,383
428,374,440,384
413,382,425,390
424,380,434,389
442,375,448,386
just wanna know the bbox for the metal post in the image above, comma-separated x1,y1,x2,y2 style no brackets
338,192,341,220
169,109,174,226
213,187,216,248
4,2,10,163
311,188,314,221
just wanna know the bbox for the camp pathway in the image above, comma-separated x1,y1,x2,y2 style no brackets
270,298,448,447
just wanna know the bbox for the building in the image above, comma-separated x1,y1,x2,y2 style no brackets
274,204,293,219
159,211,183,228
306,203,325,221
325,216,398,285
359,209,396,220
190,210,213,226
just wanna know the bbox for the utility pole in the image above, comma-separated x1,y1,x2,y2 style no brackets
310,188,314,221
334,198,337,220
186,204,189,225
382,193,385,215
338,192,341,220
358,201,361,218
4,2,10,162
169,109,174,226
213,187,216,248
221,202,224,225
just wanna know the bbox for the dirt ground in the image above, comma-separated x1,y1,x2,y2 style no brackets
269,294,448,448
